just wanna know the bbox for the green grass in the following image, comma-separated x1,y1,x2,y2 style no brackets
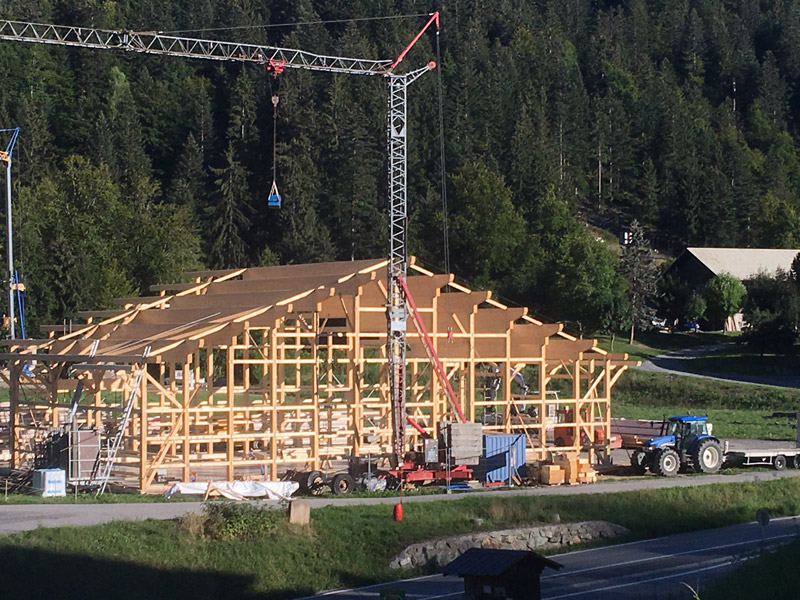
615,370,800,412
682,345,800,378
2,479,800,599
596,331,731,362
701,537,800,600
0,492,199,504
613,402,797,440
613,370,800,440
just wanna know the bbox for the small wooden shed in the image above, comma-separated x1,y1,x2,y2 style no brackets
443,548,563,600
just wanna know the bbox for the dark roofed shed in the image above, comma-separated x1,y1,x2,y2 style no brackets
443,548,563,600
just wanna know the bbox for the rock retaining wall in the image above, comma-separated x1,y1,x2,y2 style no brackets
389,521,629,570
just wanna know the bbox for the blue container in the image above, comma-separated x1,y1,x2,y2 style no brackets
481,434,526,483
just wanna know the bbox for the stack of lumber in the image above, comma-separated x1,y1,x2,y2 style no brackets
577,457,597,483
531,453,598,486
540,464,564,486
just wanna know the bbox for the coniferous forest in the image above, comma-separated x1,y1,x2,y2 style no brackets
1,0,800,335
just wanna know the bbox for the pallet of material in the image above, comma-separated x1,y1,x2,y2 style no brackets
553,452,580,484
577,458,598,484
540,464,564,486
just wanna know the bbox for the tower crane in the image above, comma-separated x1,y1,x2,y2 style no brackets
0,14,443,461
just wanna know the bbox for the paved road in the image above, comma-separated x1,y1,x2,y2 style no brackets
2,469,800,534
295,516,800,600
635,342,800,388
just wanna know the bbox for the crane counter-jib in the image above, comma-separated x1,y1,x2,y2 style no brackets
0,20,394,76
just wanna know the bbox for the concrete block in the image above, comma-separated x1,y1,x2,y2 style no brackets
289,499,310,525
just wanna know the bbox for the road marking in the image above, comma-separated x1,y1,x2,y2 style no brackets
545,560,736,599
542,532,796,579
292,575,441,600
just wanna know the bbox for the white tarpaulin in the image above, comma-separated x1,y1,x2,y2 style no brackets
164,480,300,501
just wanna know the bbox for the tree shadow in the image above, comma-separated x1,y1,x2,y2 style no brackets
0,545,315,600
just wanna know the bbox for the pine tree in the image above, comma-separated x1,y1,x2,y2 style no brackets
619,220,658,343
208,143,251,268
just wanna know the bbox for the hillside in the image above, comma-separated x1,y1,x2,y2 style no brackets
1,1,800,332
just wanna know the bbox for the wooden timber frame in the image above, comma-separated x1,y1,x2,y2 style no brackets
0,258,636,492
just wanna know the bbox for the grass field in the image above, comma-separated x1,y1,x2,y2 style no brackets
2,478,800,599
612,369,800,440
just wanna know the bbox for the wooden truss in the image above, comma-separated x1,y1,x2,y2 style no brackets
1,258,635,492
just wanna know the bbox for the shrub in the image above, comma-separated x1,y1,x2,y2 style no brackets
181,502,285,540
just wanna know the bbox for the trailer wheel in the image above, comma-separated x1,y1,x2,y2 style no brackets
692,439,723,474
302,471,327,496
630,450,648,475
331,473,355,495
774,455,787,471
653,448,680,477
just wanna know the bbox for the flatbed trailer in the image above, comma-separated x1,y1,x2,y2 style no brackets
724,446,800,470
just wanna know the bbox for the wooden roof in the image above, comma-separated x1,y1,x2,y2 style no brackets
3,257,631,366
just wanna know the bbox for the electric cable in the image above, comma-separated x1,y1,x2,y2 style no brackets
160,13,434,35
436,27,449,279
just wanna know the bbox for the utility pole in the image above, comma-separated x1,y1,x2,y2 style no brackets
0,127,19,340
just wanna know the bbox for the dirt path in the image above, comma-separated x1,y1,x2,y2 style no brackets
635,342,800,389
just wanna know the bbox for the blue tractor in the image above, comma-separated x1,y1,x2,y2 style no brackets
630,416,724,476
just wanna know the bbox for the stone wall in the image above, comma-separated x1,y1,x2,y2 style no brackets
389,521,629,570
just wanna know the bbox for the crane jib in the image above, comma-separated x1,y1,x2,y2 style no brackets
0,20,394,75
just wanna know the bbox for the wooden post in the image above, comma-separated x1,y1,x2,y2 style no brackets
9,362,18,469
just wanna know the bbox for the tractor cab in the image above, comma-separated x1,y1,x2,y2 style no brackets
664,416,712,452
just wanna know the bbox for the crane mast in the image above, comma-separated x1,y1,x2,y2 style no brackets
0,15,440,460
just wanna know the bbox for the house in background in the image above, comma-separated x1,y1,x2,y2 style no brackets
664,247,800,330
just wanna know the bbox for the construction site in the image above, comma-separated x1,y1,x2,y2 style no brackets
0,15,637,496
0,257,634,493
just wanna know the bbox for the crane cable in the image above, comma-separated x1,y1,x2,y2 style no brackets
159,13,434,35
436,28,449,278
268,83,281,207
436,27,454,343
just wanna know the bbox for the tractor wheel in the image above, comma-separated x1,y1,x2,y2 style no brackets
793,455,800,469
331,473,355,495
304,471,327,496
692,439,723,474
630,450,648,475
774,455,787,471
653,448,680,477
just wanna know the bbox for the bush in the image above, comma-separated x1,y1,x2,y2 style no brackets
181,502,285,540
742,310,798,355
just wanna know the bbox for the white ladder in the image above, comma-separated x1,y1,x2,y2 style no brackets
94,346,151,495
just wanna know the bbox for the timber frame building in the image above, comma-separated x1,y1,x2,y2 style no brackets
1,258,635,492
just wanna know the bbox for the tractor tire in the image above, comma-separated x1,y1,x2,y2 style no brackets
793,455,800,469
692,439,723,474
331,473,355,495
303,470,327,496
774,455,787,471
630,450,648,475
652,448,680,477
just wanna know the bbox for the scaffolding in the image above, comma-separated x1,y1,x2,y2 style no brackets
1,258,635,492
